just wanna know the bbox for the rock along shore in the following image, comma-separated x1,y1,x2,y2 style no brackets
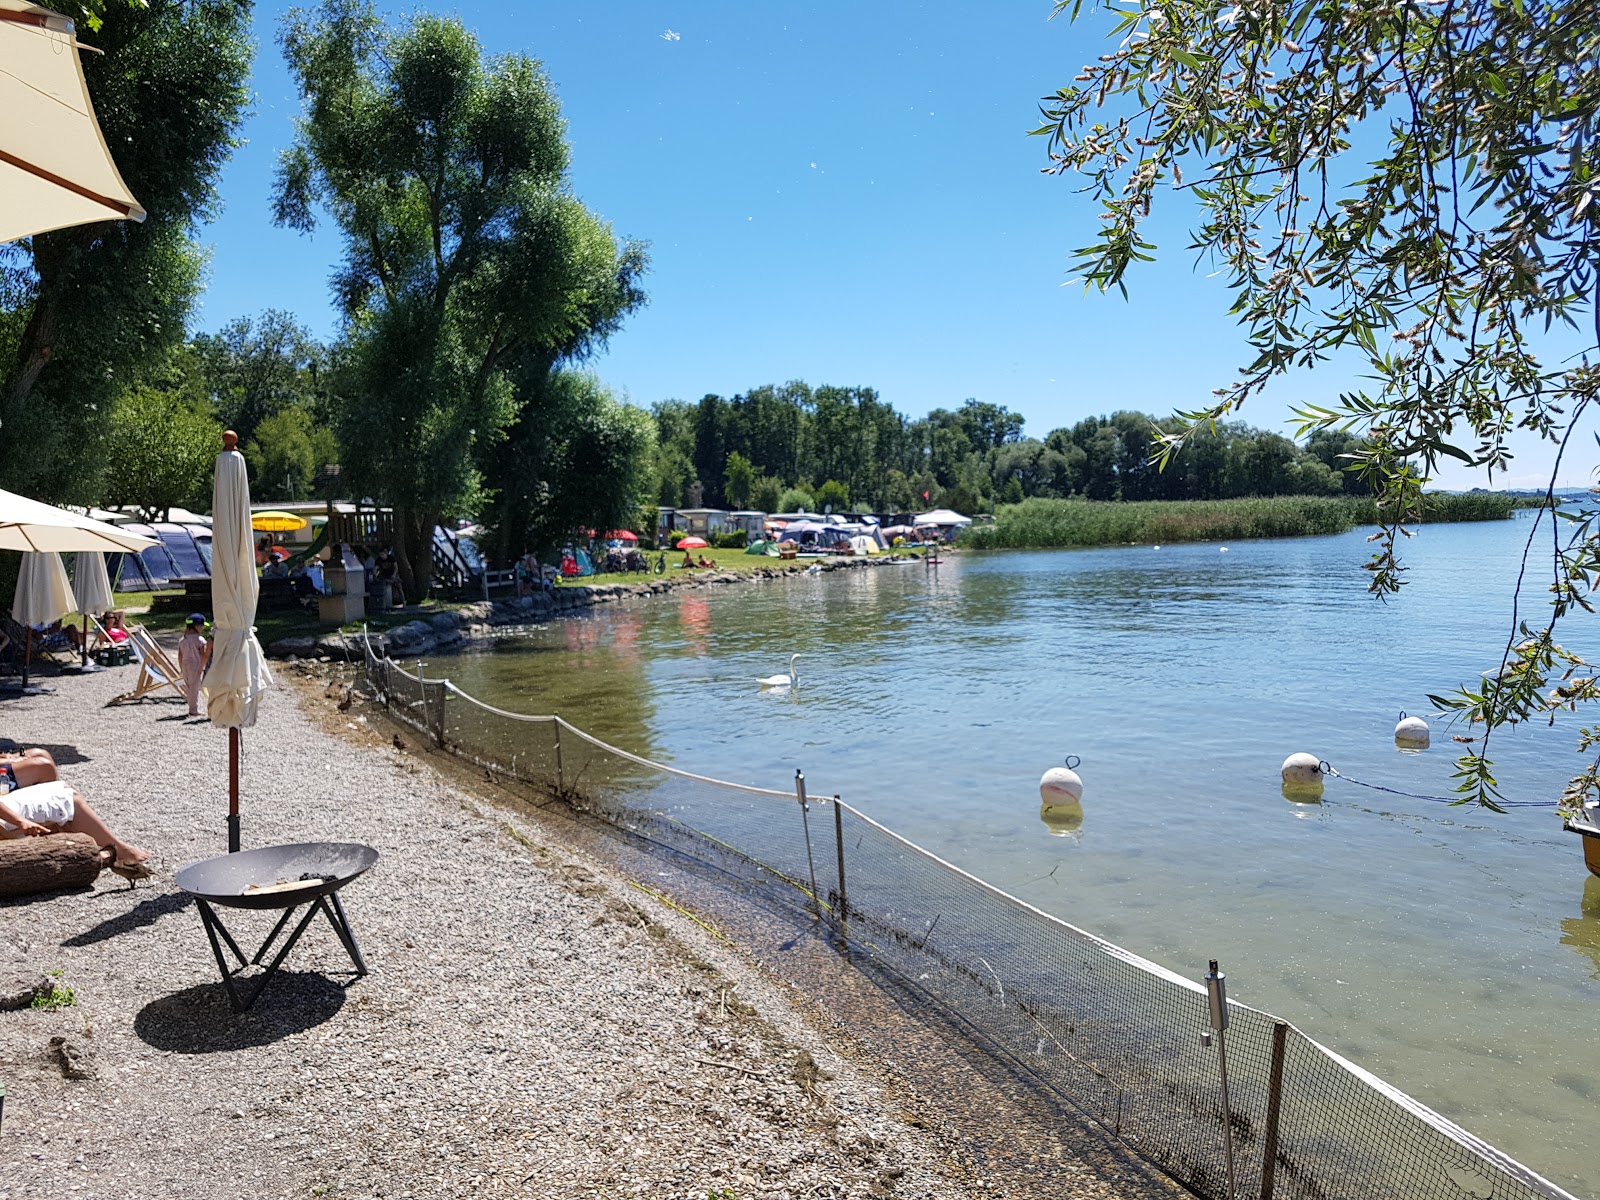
267,555,922,662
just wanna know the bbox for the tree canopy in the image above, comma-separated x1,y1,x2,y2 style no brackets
275,0,646,594
0,0,251,503
1036,0,1600,806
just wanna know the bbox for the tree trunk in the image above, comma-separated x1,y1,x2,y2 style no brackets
0,833,105,897
393,506,436,601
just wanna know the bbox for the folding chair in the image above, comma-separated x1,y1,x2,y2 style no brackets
109,624,186,704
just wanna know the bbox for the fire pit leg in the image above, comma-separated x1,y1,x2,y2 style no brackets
194,894,371,1012
323,892,369,978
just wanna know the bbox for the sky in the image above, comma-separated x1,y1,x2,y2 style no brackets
192,0,1595,491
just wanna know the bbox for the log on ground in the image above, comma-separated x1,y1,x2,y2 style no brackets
0,833,104,896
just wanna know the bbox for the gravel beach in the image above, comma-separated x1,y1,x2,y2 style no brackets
0,659,983,1200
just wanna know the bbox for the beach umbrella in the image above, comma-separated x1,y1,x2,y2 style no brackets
12,550,76,687
250,510,308,533
0,488,158,554
1,1,145,243
71,551,113,667
203,432,273,853
604,529,638,542
677,536,708,549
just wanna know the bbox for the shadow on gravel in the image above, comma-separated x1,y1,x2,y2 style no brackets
27,742,91,764
62,889,192,947
134,971,347,1053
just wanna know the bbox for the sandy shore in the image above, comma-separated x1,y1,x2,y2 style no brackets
0,662,983,1199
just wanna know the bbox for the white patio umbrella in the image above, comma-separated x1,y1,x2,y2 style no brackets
202,433,272,852
12,550,75,687
0,487,157,553
71,550,114,666
1,0,145,243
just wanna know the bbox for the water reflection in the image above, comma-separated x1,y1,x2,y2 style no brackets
1039,800,1084,836
1559,876,1600,979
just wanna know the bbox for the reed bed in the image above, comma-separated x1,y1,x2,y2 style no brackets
962,493,1517,550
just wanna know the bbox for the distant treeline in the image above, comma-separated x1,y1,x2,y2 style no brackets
650,387,1379,515
963,493,1519,550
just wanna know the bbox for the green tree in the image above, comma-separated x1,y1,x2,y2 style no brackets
1036,0,1600,805
244,406,338,502
778,487,814,514
815,479,850,512
276,0,646,595
193,310,325,448
750,475,784,514
0,0,250,503
724,451,756,510
99,378,221,520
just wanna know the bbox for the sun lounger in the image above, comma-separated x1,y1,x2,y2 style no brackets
109,623,186,704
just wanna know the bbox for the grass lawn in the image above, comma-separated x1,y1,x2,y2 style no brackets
110,589,472,645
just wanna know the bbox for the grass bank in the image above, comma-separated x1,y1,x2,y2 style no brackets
962,493,1517,550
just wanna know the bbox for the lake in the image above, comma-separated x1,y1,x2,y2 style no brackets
438,515,1600,1197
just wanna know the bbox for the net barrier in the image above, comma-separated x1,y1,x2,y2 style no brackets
360,638,1574,1200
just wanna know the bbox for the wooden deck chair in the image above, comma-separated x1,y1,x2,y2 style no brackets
109,624,186,704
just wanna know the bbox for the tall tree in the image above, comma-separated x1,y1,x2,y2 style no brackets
1036,0,1600,805
0,0,251,503
276,0,646,595
192,310,324,447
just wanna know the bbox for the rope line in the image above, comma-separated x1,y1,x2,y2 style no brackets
1319,762,1556,809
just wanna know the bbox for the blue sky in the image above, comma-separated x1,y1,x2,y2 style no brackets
193,1,1592,490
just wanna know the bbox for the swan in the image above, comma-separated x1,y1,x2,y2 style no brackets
758,654,800,689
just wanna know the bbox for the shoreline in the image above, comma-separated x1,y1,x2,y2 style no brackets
266,553,931,662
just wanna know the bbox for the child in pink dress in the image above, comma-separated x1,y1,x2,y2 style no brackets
177,613,211,717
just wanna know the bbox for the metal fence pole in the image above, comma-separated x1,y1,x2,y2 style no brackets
832,794,848,946
553,719,566,792
794,770,821,921
1206,959,1238,1200
1260,1020,1289,1200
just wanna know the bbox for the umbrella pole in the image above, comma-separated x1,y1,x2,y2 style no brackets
80,612,89,668
21,628,30,689
228,728,241,853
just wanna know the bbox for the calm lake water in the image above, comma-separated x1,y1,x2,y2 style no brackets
441,515,1599,1196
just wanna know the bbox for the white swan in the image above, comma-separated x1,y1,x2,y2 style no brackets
758,654,800,689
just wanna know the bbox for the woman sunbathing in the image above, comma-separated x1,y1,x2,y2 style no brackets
0,749,151,881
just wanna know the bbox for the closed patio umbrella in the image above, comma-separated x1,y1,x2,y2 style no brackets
1,1,145,243
13,550,76,687
202,432,273,852
71,550,114,666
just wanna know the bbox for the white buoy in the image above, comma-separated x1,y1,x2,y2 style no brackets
1040,756,1083,804
1394,712,1430,748
1281,752,1323,797
1219,546,1229,553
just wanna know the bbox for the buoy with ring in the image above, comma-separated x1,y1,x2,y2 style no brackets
1040,755,1085,834
1281,752,1324,800
1394,710,1430,749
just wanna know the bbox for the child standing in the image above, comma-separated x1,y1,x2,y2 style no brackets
177,613,211,718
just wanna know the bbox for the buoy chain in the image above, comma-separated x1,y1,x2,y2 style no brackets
1319,761,1554,808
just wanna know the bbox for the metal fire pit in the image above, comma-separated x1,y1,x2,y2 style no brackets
175,842,379,1012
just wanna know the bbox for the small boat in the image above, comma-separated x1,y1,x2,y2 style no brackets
1567,811,1600,876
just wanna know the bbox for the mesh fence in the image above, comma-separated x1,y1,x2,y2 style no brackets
361,640,1574,1200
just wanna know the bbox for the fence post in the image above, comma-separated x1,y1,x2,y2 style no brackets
553,719,566,792
832,794,848,946
1206,959,1238,1200
429,681,446,748
1259,1020,1289,1200
794,770,821,920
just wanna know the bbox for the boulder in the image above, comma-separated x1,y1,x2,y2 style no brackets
266,636,319,660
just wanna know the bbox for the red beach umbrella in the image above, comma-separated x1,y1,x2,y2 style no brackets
677,536,708,549
605,530,638,541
